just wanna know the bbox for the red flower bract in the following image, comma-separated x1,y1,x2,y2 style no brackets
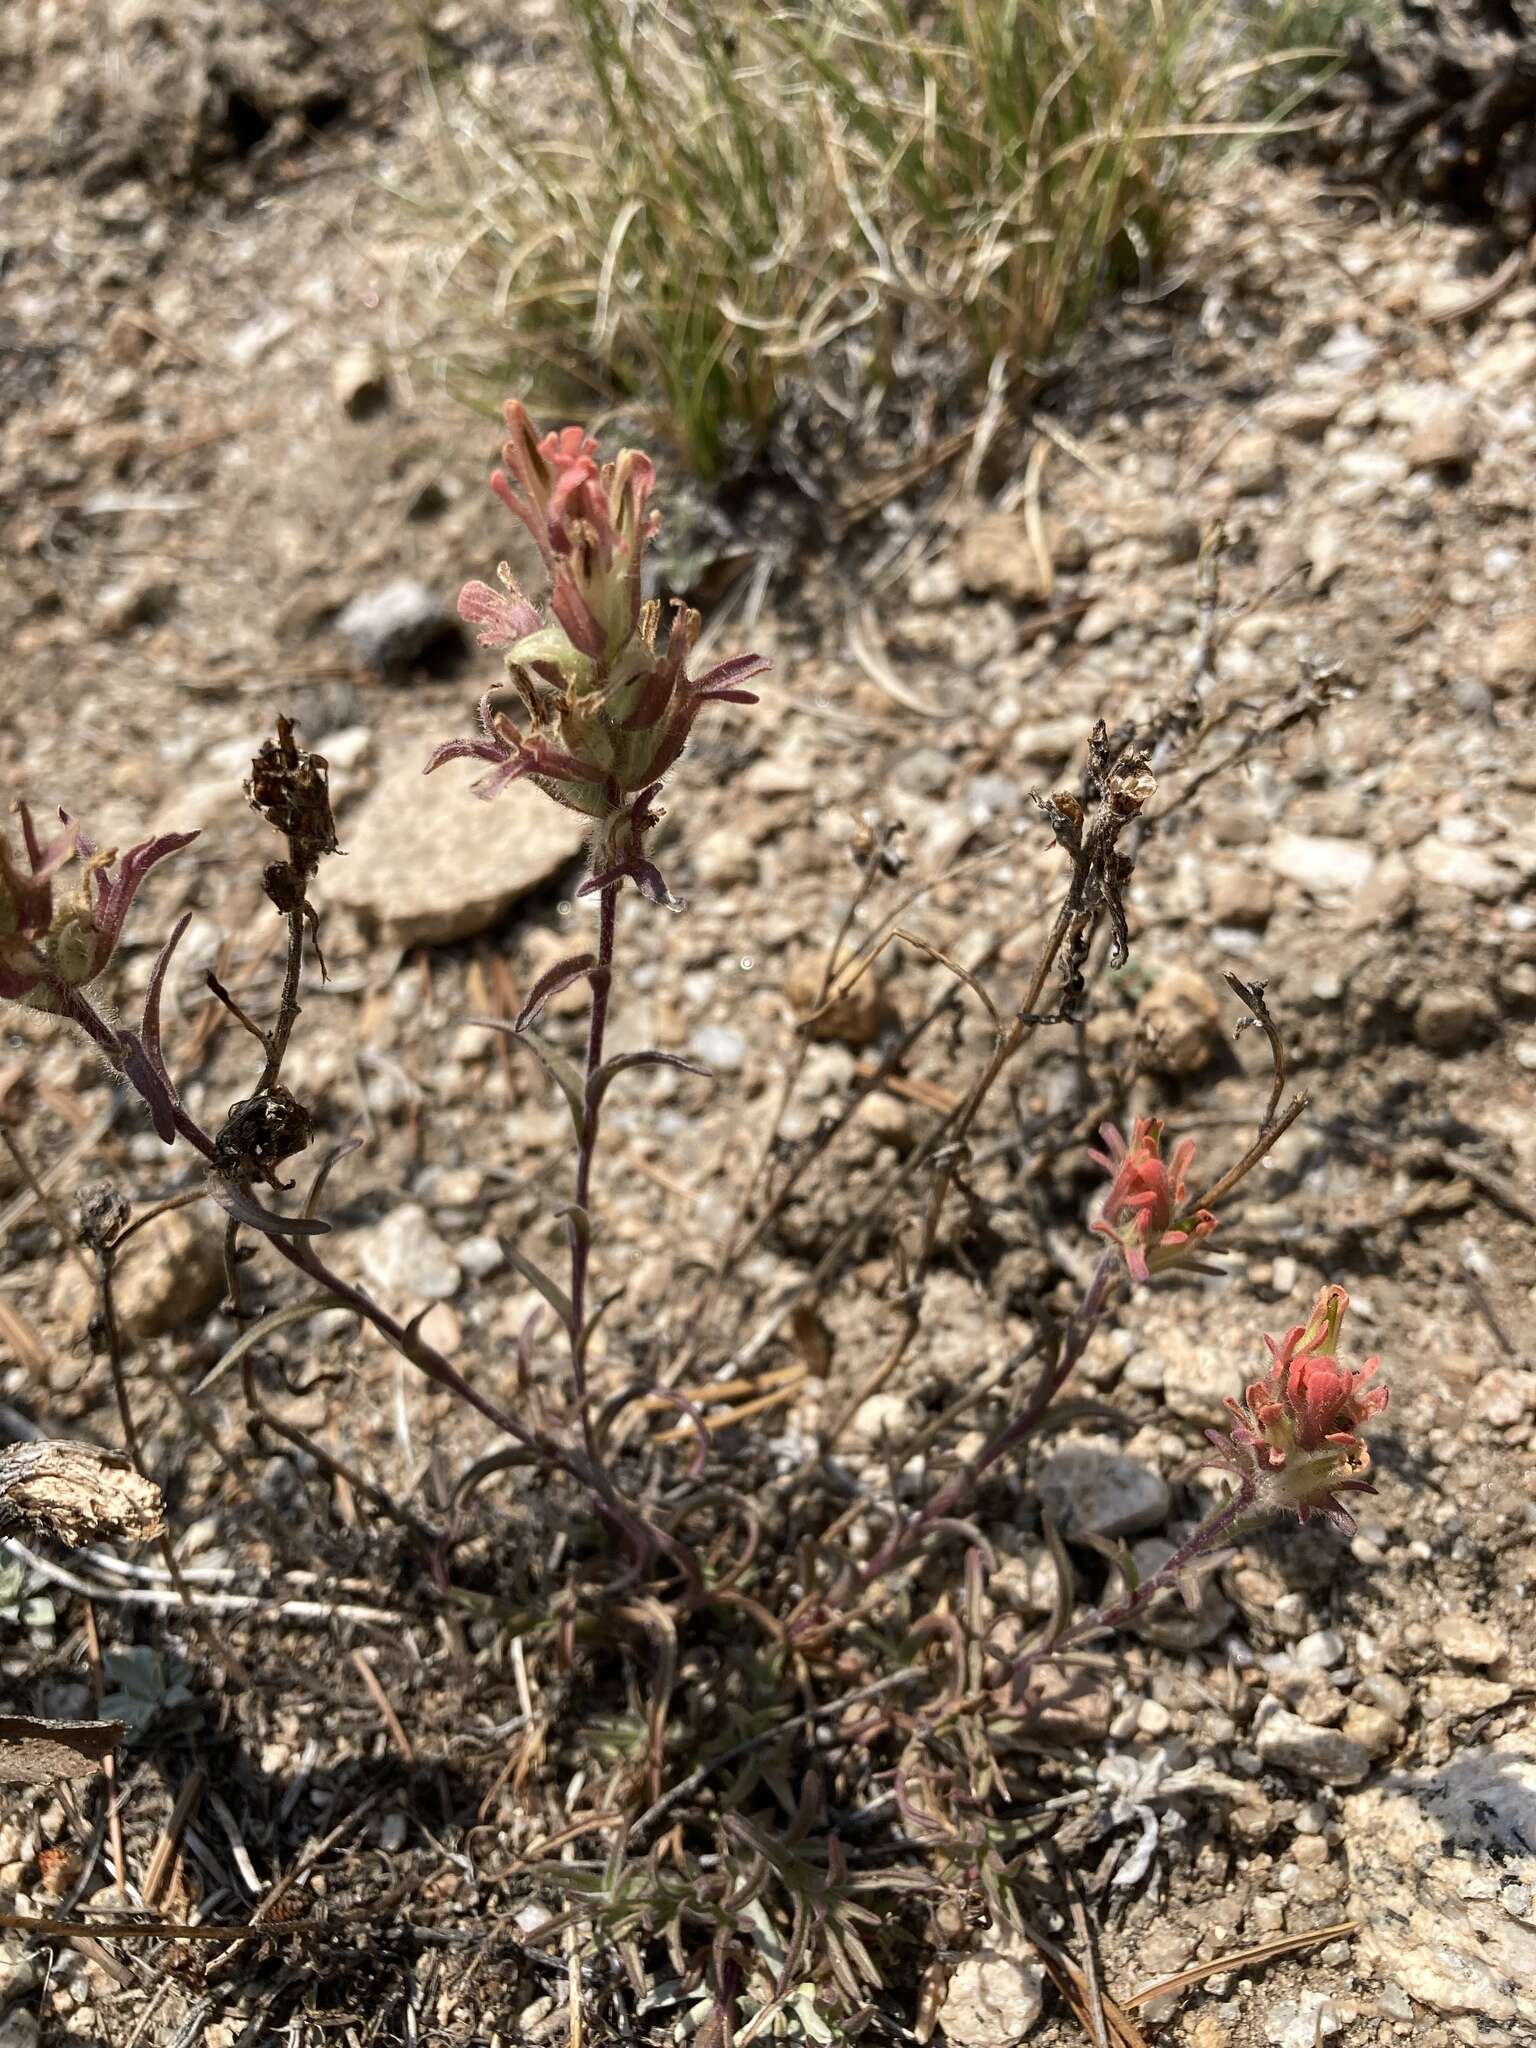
427,401,766,906
1,804,196,1012
1205,1284,1388,1532
1088,1115,1217,1283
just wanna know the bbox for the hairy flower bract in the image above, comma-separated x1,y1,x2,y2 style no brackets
427,401,768,906
1089,1115,1217,1283
1206,1284,1388,1532
1,805,196,1013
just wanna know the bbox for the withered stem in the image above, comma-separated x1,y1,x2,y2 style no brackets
257,896,306,1093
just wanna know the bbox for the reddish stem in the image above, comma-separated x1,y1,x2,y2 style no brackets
569,882,617,1435
857,1249,1121,1589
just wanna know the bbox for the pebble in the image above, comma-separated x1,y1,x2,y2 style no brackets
1035,1437,1171,1540
1136,1697,1172,1738
690,1024,746,1073
1426,1673,1512,1716
690,825,759,888
1263,1992,1341,2047
326,754,586,947
1484,612,1536,691
1340,1703,1400,1759
1205,863,1275,928
1469,1368,1536,1426
1410,833,1510,899
48,1206,224,1341
1221,428,1284,496
1262,388,1342,440
1413,986,1499,1054
1357,1672,1411,1721
335,578,459,671
1405,399,1477,473
1265,830,1376,895
1135,968,1222,1077
1294,1628,1345,1670
316,724,372,773
1434,1614,1506,1667
848,1393,916,1447
858,1088,915,1152
414,1300,462,1356
935,1950,1046,2048
952,511,1051,603
1075,595,1130,645
1256,1706,1371,1786
355,1203,461,1303
784,950,888,1048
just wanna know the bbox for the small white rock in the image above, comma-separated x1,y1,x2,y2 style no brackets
1265,831,1376,896
936,1951,1046,2048
356,1203,461,1303
1256,1707,1371,1787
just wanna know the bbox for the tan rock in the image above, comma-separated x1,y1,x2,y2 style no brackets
1484,613,1536,691
1136,968,1222,1077
49,1208,224,1342
327,755,587,948
785,950,890,1048
952,512,1051,603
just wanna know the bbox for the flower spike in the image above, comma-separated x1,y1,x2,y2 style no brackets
1089,1115,1217,1283
427,403,765,905
1204,1285,1388,1533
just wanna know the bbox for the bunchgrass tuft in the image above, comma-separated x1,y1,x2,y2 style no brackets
399,1,1358,480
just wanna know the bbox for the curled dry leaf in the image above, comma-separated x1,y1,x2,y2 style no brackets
0,1440,165,1546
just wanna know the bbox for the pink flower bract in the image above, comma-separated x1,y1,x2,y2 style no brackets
1206,1284,1389,1532
428,401,767,905
1,804,196,1011
1088,1115,1217,1283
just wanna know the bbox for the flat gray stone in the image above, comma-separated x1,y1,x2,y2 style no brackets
1256,1706,1370,1787
327,754,587,947
1036,1437,1171,1540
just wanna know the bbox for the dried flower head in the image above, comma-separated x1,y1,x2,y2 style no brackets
1,805,195,1012
1206,1284,1388,1532
428,401,767,905
1088,1116,1217,1283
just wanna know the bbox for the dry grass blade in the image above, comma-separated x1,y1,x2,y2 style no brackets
1024,1917,1150,2047
1121,1919,1361,2009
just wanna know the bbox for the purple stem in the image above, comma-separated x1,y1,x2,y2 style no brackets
61,987,655,1537
1009,1483,1251,1698
569,882,617,1429
858,1249,1122,1589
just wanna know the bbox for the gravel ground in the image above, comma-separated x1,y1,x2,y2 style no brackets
2,7,1535,2046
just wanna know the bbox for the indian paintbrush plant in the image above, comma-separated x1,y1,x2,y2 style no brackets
1,405,1393,2041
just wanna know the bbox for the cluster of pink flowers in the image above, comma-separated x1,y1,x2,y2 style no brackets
429,402,767,906
1090,1121,1388,1531
0,806,195,1013
1207,1284,1388,1531
1089,1115,1217,1283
